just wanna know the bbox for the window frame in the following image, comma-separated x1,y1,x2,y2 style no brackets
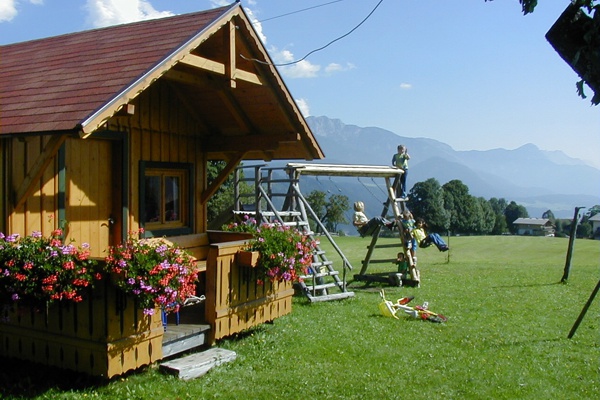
139,161,193,237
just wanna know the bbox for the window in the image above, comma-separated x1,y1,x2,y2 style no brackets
140,162,193,236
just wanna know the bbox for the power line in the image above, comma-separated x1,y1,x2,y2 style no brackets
258,0,345,23
242,0,385,67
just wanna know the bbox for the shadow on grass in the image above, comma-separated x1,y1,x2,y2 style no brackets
0,356,101,397
0,356,150,398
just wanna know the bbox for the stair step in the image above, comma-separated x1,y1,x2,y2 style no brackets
300,270,339,279
307,292,355,303
160,348,237,380
310,260,333,268
304,282,339,291
162,323,211,358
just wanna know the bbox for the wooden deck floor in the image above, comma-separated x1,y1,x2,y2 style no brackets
162,303,210,358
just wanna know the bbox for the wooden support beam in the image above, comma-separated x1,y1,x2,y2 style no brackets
227,20,236,89
200,153,244,205
178,54,261,86
202,132,297,153
14,134,68,209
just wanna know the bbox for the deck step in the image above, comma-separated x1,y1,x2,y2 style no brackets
162,323,211,358
160,348,237,380
307,292,355,303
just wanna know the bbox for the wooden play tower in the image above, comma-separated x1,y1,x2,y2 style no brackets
232,163,416,301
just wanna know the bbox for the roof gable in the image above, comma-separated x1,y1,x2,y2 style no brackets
1,6,231,135
0,3,323,160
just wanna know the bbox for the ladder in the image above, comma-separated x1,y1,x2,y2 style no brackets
353,175,419,286
233,165,355,302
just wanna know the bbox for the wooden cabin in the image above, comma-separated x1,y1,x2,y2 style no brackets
0,2,323,377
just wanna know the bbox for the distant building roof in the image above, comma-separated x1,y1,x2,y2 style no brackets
589,214,600,222
513,218,552,226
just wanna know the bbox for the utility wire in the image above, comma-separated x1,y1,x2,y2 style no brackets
241,0,385,67
258,0,345,23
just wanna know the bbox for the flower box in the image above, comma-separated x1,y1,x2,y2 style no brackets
236,250,259,267
0,280,163,378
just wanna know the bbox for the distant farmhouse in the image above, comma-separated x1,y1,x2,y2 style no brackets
512,218,555,237
589,214,600,240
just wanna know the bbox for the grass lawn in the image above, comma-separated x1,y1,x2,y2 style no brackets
1,235,599,399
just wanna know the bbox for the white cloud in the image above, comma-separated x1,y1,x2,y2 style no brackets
84,0,174,28
325,62,355,74
0,0,42,23
295,98,310,117
0,0,17,22
245,6,266,44
399,83,412,90
209,0,230,7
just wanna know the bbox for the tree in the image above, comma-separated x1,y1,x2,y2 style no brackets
407,178,450,232
324,194,350,233
306,190,328,233
520,0,600,104
474,197,496,234
542,209,556,222
489,197,508,215
442,180,481,234
305,190,350,234
492,213,508,235
504,201,529,234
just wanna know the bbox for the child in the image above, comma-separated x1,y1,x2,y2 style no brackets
413,218,449,252
394,251,419,287
400,210,416,254
392,145,410,199
353,201,394,237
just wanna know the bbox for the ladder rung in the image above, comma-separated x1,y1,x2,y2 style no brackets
363,258,396,264
374,243,401,249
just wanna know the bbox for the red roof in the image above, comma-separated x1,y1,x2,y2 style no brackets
0,5,232,135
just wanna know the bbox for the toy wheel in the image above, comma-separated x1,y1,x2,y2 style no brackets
427,314,447,323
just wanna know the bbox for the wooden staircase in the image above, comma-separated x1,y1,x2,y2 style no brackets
233,165,354,302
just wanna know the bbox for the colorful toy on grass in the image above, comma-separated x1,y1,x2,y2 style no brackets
378,289,447,323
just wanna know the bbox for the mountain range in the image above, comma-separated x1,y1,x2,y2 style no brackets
295,116,600,219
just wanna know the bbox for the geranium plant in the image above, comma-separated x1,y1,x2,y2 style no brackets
0,230,99,309
104,229,199,315
223,216,317,284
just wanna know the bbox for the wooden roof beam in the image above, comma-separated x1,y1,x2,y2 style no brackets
178,54,261,86
14,134,68,210
202,132,298,153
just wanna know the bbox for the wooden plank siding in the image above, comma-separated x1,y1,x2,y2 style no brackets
106,79,207,236
0,279,164,378
8,136,59,238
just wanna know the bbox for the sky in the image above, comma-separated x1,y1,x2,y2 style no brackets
1,0,599,167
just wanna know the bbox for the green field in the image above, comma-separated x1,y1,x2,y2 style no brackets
1,236,599,399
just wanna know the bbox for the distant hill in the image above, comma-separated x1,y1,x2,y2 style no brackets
301,116,600,219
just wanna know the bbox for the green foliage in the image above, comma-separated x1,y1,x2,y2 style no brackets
442,180,482,234
0,230,99,308
324,193,349,232
222,216,317,284
206,161,253,225
305,190,349,234
505,201,530,234
104,229,199,315
407,178,449,232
